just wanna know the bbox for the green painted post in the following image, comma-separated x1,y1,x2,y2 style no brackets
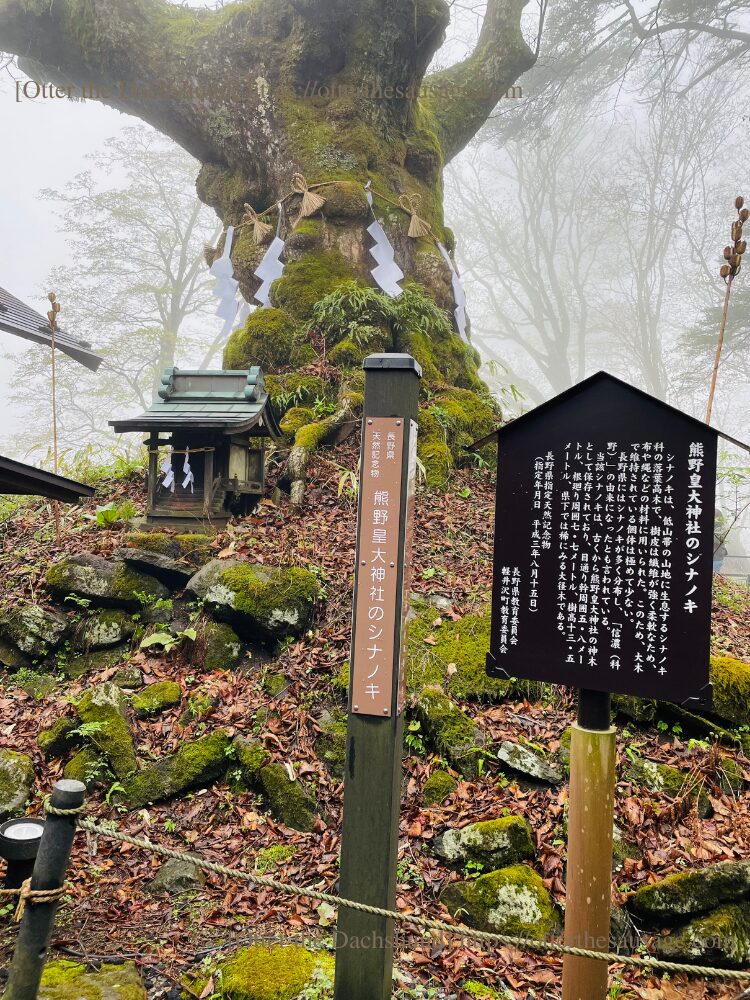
4,780,85,1000
333,353,421,1000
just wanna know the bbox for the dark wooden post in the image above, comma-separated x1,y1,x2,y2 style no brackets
147,432,158,514
3,780,85,1000
333,354,421,1000
562,690,616,1000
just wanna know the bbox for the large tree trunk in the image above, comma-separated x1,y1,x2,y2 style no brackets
0,0,535,494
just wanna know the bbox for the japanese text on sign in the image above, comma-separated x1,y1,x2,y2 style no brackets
351,418,405,717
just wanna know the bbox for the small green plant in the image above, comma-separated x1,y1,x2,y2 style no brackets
139,626,197,654
91,499,138,528
463,860,485,879
164,818,176,834
104,781,126,807
70,721,105,739
64,593,91,609
404,720,426,756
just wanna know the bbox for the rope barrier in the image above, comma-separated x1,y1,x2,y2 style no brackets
56,809,750,983
0,880,66,922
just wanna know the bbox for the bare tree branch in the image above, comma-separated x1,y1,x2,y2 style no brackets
425,0,537,161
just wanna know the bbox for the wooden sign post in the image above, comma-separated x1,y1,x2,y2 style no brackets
333,354,420,1000
476,372,738,999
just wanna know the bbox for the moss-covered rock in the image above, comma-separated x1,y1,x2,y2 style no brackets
716,755,745,796
63,747,109,790
234,736,269,784
711,654,750,726
11,668,56,699
122,531,212,564
113,666,145,689
38,959,146,999
656,902,750,967
434,816,535,870
223,307,310,373
148,857,205,896
422,769,457,805
45,554,168,612
38,716,80,760
63,645,129,680
495,741,564,786
186,559,320,642
612,694,659,724
406,606,508,701
629,861,750,923
414,688,486,778
131,680,182,719
315,710,347,778
201,620,244,671
441,864,557,938
214,944,334,1000
262,672,288,697
259,762,317,832
0,748,34,819
120,730,231,808
0,601,68,659
73,609,136,652
625,756,711,817
76,682,136,780
0,637,30,671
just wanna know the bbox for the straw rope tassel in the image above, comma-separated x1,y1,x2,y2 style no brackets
241,203,273,245
399,193,431,239
292,173,326,217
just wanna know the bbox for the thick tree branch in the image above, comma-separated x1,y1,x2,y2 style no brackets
0,0,256,161
425,0,536,162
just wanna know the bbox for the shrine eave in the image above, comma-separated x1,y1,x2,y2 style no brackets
0,455,95,502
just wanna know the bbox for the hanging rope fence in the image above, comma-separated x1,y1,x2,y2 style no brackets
23,801,748,984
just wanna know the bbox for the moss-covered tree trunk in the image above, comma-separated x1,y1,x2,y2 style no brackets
0,0,535,497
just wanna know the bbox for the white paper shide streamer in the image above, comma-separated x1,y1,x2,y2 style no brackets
210,226,242,338
182,448,195,493
160,452,175,493
365,183,403,299
437,242,468,340
253,203,286,307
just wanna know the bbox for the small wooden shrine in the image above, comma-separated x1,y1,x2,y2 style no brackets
111,367,280,530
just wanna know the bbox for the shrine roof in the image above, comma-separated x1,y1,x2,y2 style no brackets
0,455,95,502
0,286,102,371
109,367,281,438
472,370,749,453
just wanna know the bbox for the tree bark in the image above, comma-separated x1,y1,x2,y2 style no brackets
1,0,535,498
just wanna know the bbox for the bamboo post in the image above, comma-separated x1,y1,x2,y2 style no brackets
562,690,616,1000
3,780,85,1000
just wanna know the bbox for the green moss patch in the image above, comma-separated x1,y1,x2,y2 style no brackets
223,308,310,373
131,680,181,719
422,769,457,805
39,959,146,999
407,605,508,701
187,559,321,642
657,902,750,967
434,816,535,870
214,944,334,1000
201,620,244,671
120,730,231,808
76,682,136,780
255,844,297,874
38,716,80,760
630,861,750,923
259,762,317,832
441,864,557,938
414,688,485,778
271,249,356,321
0,748,34,819
625,755,711,817
711,654,750,726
